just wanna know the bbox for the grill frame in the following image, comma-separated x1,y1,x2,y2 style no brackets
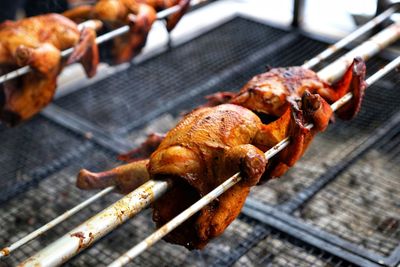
1,14,400,266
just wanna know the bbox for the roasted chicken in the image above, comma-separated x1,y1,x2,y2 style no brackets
76,59,366,249
136,0,190,31
78,91,333,249
64,0,157,63
0,14,99,126
204,58,366,121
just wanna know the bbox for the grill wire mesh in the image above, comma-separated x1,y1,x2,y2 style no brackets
0,17,399,266
294,133,400,256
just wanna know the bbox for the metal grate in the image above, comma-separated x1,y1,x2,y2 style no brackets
54,18,289,134
0,116,92,203
67,214,268,266
0,146,119,266
233,228,354,267
1,16,400,267
294,131,400,257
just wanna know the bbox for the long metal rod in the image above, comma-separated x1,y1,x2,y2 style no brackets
318,21,400,83
0,186,114,258
0,1,196,85
107,55,400,267
18,180,170,267
17,16,400,267
301,6,397,69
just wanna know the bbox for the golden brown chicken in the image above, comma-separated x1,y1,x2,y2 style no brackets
77,90,333,249
0,14,99,126
136,0,190,31
64,0,157,63
76,59,366,249
204,58,366,121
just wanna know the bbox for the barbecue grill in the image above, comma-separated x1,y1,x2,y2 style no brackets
1,0,400,266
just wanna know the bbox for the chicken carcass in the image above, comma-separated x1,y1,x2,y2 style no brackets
64,0,157,63
77,91,333,249
0,14,99,126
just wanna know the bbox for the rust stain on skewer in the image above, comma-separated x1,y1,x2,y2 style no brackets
71,232,86,253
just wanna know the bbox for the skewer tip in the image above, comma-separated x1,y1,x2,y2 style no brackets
0,247,10,257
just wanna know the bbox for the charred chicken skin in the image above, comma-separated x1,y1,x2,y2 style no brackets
0,14,99,126
64,0,157,63
78,91,333,249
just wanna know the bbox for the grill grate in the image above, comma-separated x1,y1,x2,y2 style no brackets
0,116,92,203
1,16,400,267
294,132,400,257
233,228,354,267
54,18,288,134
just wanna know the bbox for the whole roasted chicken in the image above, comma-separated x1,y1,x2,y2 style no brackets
0,14,99,126
76,59,365,249
205,58,366,121
78,92,333,249
64,0,159,63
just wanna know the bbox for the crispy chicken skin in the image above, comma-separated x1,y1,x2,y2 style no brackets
64,0,157,63
205,58,366,121
0,14,99,126
78,92,333,249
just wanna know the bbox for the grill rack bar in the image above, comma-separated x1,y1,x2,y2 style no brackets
107,55,400,267
18,20,400,266
0,0,203,85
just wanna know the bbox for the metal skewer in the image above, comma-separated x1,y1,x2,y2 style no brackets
0,186,114,258
318,21,400,82
108,55,400,267
18,180,170,267
17,14,400,267
302,6,397,69
0,1,197,85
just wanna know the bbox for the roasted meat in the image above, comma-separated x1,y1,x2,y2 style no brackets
64,0,157,63
77,91,333,249
137,0,190,31
204,58,366,121
0,14,99,126
76,58,366,250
